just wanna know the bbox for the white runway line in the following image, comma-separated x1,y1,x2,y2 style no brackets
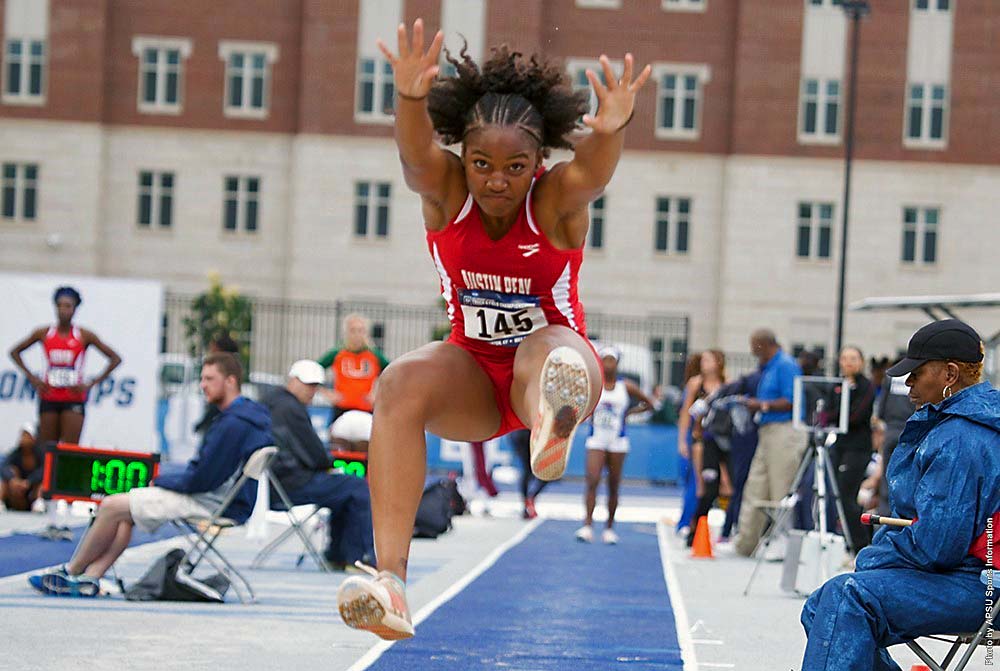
347,517,545,671
698,663,736,669
657,520,699,671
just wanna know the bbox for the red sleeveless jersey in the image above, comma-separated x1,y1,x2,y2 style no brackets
426,171,587,358
41,325,87,402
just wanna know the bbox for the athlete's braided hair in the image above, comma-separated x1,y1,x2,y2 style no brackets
428,44,588,155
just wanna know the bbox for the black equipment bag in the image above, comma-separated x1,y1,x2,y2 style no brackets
124,548,230,603
413,478,465,539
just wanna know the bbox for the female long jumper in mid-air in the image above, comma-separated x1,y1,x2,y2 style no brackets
337,18,651,640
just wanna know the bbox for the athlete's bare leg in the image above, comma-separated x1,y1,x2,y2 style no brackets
509,325,602,434
605,452,626,529
59,409,85,443
583,449,605,526
37,411,59,445
370,342,501,581
66,493,132,575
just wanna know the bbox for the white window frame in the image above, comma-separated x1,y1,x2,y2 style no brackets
1,161,38,221
903,82,948,149
222,175,261,234
131,36,192,115
798,77,842,145
901,206,939,266
2,37,46,105
654,196,691,256
652,63,710,141
354,57,395,125
354,181,392,240
566,58,623,122
912,0,951,13
662,0,707,12
589,195,606,250
575,0,621,7
795,201,835,261
137,170,175,230
218,41,278,119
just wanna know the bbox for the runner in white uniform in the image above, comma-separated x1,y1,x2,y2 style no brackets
576,346,655,544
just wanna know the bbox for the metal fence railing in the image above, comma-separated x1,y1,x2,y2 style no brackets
163,294,692,388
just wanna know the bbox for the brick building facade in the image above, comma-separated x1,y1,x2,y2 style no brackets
2,0,998,377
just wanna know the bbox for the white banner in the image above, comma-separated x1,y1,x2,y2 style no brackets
0,272,162,451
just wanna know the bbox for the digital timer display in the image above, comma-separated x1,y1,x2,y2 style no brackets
330,450,368,479
41,443,160,503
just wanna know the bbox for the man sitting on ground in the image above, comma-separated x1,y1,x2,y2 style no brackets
28,352,272,596
261,360,375,570
1,423,43,511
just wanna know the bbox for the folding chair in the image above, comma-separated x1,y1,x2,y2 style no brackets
172,446,278,604
249,469,332,572
902,570,997,671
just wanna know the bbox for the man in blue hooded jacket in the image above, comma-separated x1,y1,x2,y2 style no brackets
29,352,273,597
801,320,1000,670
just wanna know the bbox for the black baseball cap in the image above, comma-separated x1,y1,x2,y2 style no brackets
886,319,984,377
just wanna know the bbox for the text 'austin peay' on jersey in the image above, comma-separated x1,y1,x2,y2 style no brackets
426,170,587,361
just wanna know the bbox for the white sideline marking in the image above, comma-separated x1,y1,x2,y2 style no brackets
347,517,545,671
657,520,699,671
699,664,735,669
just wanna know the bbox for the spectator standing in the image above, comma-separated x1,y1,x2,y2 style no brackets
261,360,375,569
677,351,725,534
508,429,549,519
318,314,390,428
1,423,43,511
733,329,806,557
829,346,876,553
718,370,763,541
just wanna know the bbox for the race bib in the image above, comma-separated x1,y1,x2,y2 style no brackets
460,289,547,347
592,403,620,430
47,368,78,388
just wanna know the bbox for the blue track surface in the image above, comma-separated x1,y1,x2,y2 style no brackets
0,524,179,578
369,520,684,671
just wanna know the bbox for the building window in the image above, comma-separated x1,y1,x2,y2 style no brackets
3,38,45,103
568,59,620,120
589,196,605,249
356,57,395,122
654,196,690,255
131,37,192,114
223,176,260,233
905,83,947,146
1,162,37,221
354,181,391,239
137,171,174,229
796,202,834,260
653,64,709,140
901,206,938,265
218,41,278,118
913,0,950,11
662,0,706,11
799,78,840,142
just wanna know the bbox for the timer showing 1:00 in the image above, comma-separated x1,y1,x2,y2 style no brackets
43,445,160,503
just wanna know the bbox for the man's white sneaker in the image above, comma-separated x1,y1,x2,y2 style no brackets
336,563,414,640
575,525,594,543
530,347,591,481
602,528,619,545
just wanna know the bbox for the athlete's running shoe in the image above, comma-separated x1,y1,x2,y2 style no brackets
337,563,414,640
602,528,620,545
575,525,594,543
28,565,99,597
530,346,591,481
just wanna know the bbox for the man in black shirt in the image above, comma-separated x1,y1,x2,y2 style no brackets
1,423,43,511
261,360,374,569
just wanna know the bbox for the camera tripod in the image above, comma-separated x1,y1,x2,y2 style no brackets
743,418,855,596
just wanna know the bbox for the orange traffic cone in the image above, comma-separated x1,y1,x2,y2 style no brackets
690,516,714,559
909,666,931,671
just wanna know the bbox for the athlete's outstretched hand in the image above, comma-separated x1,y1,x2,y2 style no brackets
376,18,444,100
583,53,652,134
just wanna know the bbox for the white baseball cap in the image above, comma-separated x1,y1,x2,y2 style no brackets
331,410,373,442
288,359,325,385
20,422,36,438
598,345,621,362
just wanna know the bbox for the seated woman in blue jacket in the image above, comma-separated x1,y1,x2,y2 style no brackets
801,319,1000,671
29,352,273,597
